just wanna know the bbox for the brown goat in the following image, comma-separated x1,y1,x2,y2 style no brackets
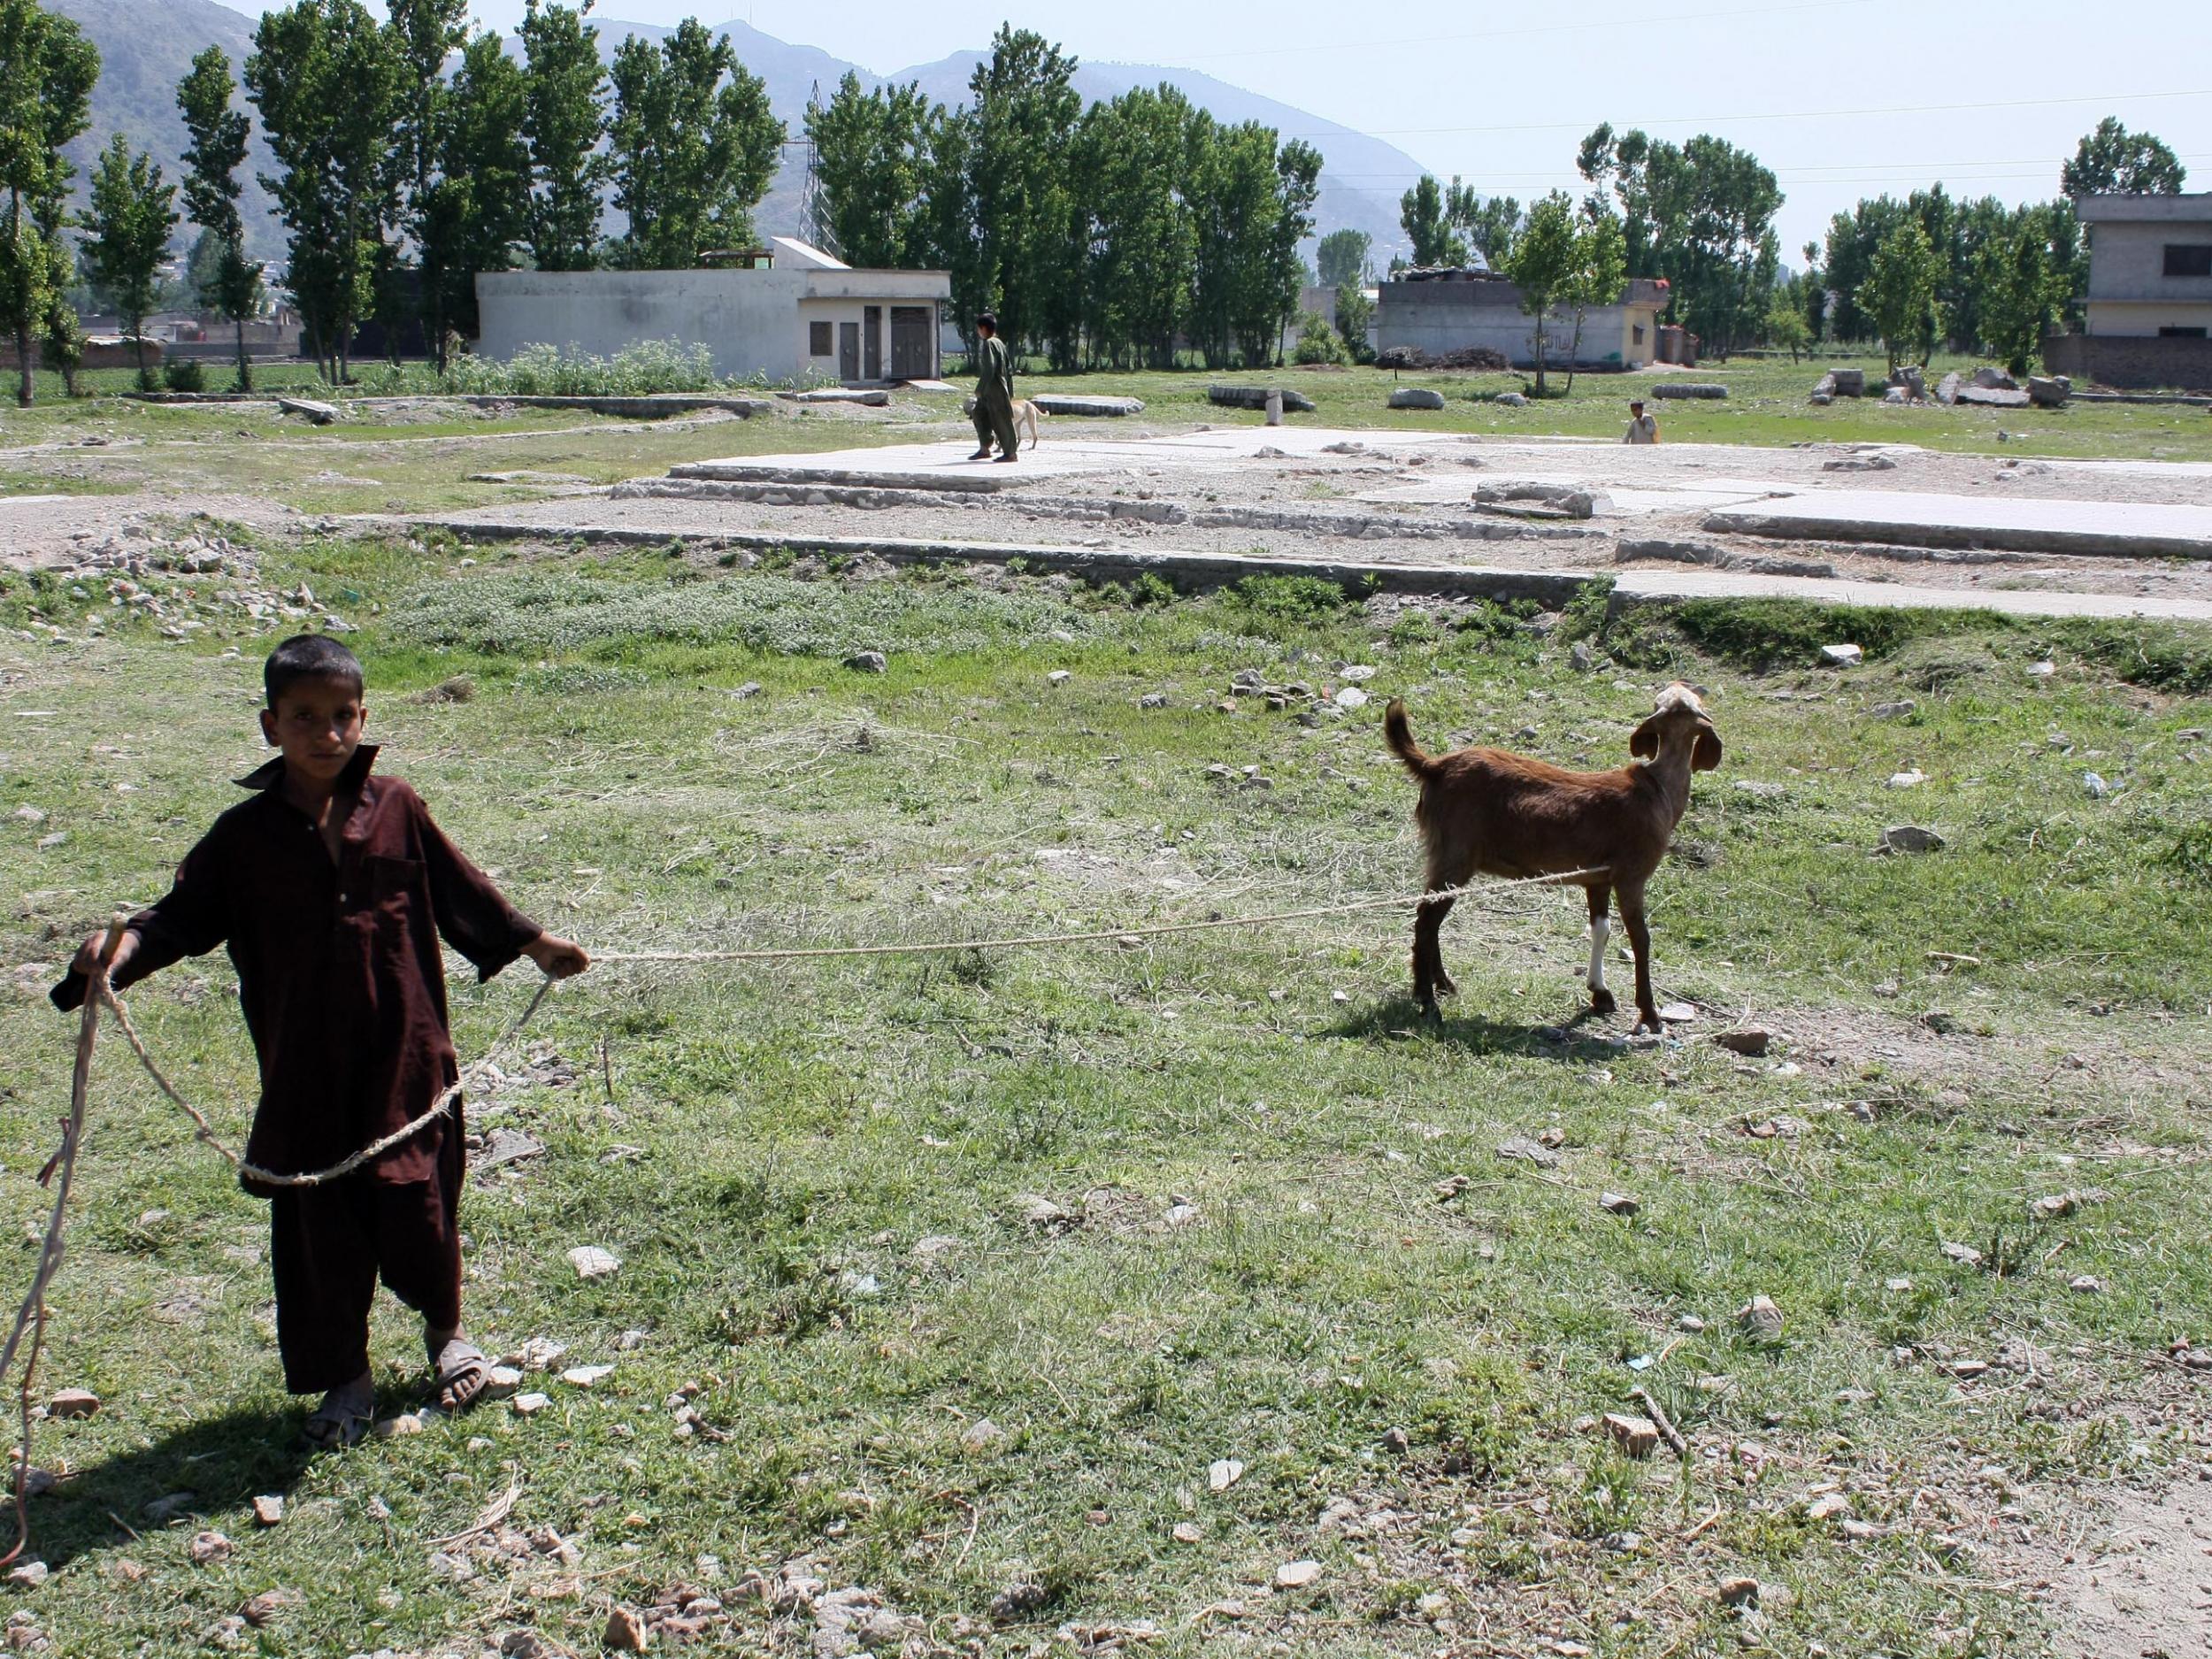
1383,684,1722,1033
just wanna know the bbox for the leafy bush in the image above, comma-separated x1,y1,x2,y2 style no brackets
162,358,206,393
1292,312,1348,366
431,339,723,397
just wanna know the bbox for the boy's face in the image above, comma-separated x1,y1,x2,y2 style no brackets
259,674,366,787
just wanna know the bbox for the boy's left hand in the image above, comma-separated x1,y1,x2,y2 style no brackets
524,933,591,979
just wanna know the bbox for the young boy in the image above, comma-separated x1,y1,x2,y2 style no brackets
54,634,588,1447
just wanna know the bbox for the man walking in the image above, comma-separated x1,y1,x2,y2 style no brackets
969,311,1019,463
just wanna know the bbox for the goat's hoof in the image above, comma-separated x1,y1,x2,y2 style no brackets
1433,972,1458,997
1589,987,1617,1015
1632,1012,1663,1037
1417,996,1442,1025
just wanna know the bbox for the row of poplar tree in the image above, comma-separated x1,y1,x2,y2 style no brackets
803,31,1321,373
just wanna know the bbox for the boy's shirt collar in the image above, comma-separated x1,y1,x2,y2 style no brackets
236,744,381,795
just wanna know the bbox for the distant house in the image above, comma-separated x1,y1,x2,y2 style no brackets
1377,269,1670,370
474,238,952,385
2045,194,2212,390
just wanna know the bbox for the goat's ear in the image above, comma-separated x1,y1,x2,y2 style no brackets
1692,724,1723,772
1630,716,1661,759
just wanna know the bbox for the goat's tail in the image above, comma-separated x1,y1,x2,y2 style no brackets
1382,698,1438,780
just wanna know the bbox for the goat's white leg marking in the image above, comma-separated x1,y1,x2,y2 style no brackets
1587,916,1610,995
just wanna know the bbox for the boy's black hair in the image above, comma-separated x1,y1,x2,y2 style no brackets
975,311,998,333
264,634,365,704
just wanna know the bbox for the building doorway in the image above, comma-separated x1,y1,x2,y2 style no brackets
890,306,933,380
838,321,859,381
863,306,883,380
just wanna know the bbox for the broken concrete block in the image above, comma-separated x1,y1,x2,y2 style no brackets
1388,387,1447,411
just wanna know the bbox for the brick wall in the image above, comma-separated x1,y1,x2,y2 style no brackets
2043,333,2212,392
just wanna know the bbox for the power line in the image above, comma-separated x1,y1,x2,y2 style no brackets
1174,0,1882,63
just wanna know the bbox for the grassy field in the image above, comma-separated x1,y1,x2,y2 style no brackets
3,353,2208,523
3,533,2209,1657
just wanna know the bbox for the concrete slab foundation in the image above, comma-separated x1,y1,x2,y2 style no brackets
1703,490,2212,558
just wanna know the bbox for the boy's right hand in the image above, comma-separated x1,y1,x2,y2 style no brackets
71,927,137,980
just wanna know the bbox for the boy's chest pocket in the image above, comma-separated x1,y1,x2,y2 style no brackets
357,855,425,926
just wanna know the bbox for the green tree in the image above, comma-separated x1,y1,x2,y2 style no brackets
1398,173,1466,267
383,0,466,364
1502,189,1578,396
1256,137,1321,366
2062,117,2185,196
1975,203,2071,375
421,30,531,351
82,134,177,389
518,0,607,272
964,26,1081,361
0,0,98,406
607,18,783,270
1459,194,1522,266
1333,279,1374,362
806,72,935,268
1316,227,1369,288
1290,308,1344,364
1075,84,1197,369
1561,203,1626,392
1856,216,1945,374
175,45,262,389
1764,296,1809,361
247,0,397,381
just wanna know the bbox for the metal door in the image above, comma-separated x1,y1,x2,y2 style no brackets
890,307,933,380
863,305,882,380
838,321,859,381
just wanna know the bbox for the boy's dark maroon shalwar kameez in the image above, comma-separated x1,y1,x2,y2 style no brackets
55,746,541,1391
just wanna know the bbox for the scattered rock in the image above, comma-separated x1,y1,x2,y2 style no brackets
1274,1560,1323,1589
1658,1002,1697,1024
844,650,887,674
512,1392,551,1416
1877,825,1945,856
2081,771,2108,798
1208,384,1316,413
1494,392,1527,407
1388,388,1447,411
1208,1458,1245,1492
2069,1274,2106,1294
1738,1295,1785,1342
566,1245,621,1279
5,1563,47,1588
1870,700,1916,719
412,675,474,704
1047,669,1071,685
274,396,339,426
46,1389,97,1420
604,1605,650,1651
961,1419,1006,1455
1819,643,1863,667
1803,1493,1852,1523
2027,374,2070,409
1717,1576,1760,1608
1495,1136,1559,1169
1171,1521,1202,1544
988,1581,1050,1622
1941,1241,1985,1268
1713,1028,1770,1057
1603,1413,1660,1458
188,1531,232,1565
1013,1194,1079,1233
1973,366,2017,390
250,1495,283,1527
1887,770,1925,789
372,1412,424,1439
560,1364,614,1388
1599,1191,1639,1216
1935,372,1961,404
2027,660,2056,680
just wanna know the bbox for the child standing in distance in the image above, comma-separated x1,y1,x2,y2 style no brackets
1623,398,1660,444
55,634,588,1447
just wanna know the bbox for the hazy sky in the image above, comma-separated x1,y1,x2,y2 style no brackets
448,0,2211,255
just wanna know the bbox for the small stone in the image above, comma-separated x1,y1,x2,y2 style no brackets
1658,1002,1696,1024
481,1365,524,1399
512,1392,551,1415
1274,1560,1323,1589
2069,1275,2106,1294
1887,770,1925,789
561,1364,614,1388
1677,1314,1706,1333
1714,1028,1770,1056
372,1412,424,1439
1208,1457,1245,1492
844,650,887,674
1819,643,1863,667
2026,660,2056,680
1945,1360,1991,1379
988,1581,1049,1622
1495,1136,1559,1168
240,1589,297,1627
605,1606,650,1651
1599,1192,1639,1216
1381,1426,1411,1454
46,1389,97,1420
1014,1194,1077,1233
1717,1576,1760,1608
1885,1276,1913,1293
1940,1241,1985,1268
566,1245,621,1279
961,1419,1006,1454
188,1530,231,1565
1803,1493,1852,1522
1334,686,1369,710
1171,1521,1202,1544
1047,670,1071,685
1739,1295,1785,1341
1604,1413,1660,1458
251,1495,283,1527
4,1563,46,1588
2080,771,2108,798
1870,700,1916,719
1878,825,1945,856
143,1492,197,1525
1840,1518,1882,1541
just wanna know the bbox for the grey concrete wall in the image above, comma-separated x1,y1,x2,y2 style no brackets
1377,281,1657,368
2081,212,2212,334
2044,332,2212,391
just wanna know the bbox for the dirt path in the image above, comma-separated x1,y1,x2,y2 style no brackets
2035,1478,2212,1657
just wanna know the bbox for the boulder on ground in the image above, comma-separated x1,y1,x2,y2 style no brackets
1208,384,1316,413
1652,382,1728,400
1957,385,2031,409
1809,373,1837,403
1936,372,1961,405
1494,391,1528,407
1388,387,1447,411
1028,393,1144,417
1830,368,1866,397
2027,374,2070,409
275,396,339,425
1972,366,2018,390
787,387,889,406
